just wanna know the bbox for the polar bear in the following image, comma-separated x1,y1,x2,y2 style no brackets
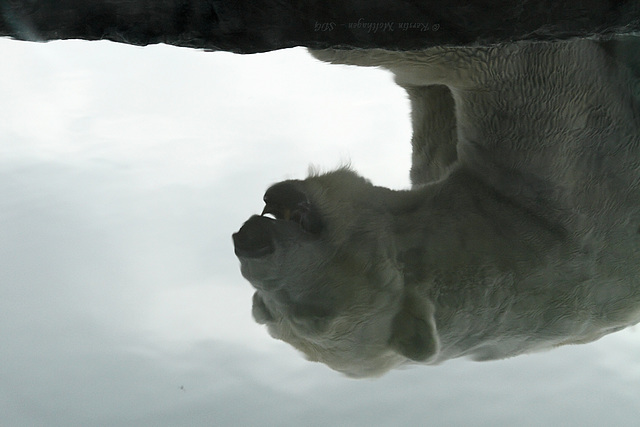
232,37,640,377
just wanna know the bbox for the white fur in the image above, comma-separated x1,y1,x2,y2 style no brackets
236,38,640,377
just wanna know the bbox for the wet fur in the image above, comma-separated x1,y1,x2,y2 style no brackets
236,37,640,377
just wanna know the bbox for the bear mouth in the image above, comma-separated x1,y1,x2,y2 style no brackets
261,181,323,234
232,181,324,259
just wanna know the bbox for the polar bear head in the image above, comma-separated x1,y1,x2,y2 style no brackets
233,168,439,377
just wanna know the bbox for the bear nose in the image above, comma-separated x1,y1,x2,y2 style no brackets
232,215,276,258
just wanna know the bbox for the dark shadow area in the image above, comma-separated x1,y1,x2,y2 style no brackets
2,1,640,52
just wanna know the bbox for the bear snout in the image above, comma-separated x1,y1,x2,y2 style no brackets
233,215,276,258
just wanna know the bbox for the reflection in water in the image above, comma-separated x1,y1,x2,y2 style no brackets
233,37,640,378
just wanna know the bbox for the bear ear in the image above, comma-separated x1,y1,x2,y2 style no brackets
389,292,439,362
252,292,274,324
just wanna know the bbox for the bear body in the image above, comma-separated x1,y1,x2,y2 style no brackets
233,37,640,377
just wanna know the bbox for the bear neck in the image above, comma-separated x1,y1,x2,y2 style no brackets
387,167,580,360
390,167,569,271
